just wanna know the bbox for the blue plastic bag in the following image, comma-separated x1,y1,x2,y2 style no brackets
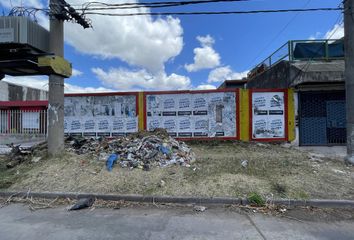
106,154,118,171
159,145,171,155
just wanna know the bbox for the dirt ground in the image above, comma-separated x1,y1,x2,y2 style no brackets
1,141,354,200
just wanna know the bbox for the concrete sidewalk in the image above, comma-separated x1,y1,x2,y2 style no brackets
0,204,353,240
297,146,347,159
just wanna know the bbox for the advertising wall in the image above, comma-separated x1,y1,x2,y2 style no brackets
250,89,288,140
145,90,238,139
64,93,138,136
60,89,292,141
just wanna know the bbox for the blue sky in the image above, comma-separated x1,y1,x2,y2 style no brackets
0,0,344,92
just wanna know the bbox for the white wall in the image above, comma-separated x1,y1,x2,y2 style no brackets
0,82,8,101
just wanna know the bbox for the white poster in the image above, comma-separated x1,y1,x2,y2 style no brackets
22,112,40,129
146,91,237,138
65,116,83,133
252,92,285,139
126,118,138,133
64,95,138,135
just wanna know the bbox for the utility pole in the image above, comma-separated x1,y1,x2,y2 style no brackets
344,0,354,164
47,0,91,155
48,0,64,155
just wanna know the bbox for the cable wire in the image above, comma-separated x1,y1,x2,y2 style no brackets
81,7,343,16
247,0,313,68
289,13,344,83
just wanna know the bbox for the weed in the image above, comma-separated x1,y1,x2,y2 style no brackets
247,192,265,206
296,190,310,200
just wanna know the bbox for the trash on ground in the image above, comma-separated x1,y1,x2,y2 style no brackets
158,180,166,188
279,208,287,213
241,159,248,168
332,169,346,175
194,205,207,212
106,154,119,171
281,143,292,149
65,129,196,170
31,157,41,163
69,197,95,211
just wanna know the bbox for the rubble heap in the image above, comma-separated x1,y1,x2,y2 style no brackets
5,142,47,168
65,129,196,170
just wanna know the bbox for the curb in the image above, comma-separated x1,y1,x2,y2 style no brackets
0,191,353,208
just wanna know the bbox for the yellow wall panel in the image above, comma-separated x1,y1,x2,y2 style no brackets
287,88,296,141
138,92,145,131
239,89,250,141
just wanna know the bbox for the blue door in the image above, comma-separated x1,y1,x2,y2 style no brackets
299,91,346,146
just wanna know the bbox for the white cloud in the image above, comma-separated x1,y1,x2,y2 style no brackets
92,67,191,91
3,76,48,90
0,0,49,28
64,83,113,93
309,23,344,41
197,35,215,47
72,69,83,77
2,75,113,93
324,23,344,40
208,66,248,83
64,0,183,73
195,84,217,90
185,35,220,72
309,32,322,40
0,0,44,10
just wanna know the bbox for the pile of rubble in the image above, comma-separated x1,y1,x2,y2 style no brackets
65,129,196,170
4,142,47,168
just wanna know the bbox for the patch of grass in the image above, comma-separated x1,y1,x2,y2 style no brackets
271,182,287,197
247,192,265,206
0,157,32,189
0,153,51,190
294,190,310,200
5,142,354,200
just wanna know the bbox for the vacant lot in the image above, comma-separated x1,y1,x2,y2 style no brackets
1,141,354,200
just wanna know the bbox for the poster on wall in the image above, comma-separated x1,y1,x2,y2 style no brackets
64,95,138,136
252,91,285,139
22,112,40,129
146,91,237,138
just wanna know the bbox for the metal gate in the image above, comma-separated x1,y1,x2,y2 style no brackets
0,109,47,145
299,91,346,146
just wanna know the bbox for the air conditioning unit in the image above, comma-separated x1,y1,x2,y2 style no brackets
0,16,49,53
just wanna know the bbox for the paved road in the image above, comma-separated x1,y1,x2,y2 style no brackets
0,204,353,240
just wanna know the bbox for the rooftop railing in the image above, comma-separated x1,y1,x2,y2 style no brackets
248,39,344,79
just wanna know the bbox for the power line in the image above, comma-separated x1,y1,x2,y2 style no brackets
81,7,343,17
51,0,92,28
247,0,313,68
46,0,249,12
289,13,344,83
59,0,248,7
80,0,248,10
248,11,344,80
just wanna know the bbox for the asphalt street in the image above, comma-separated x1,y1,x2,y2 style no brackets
0,204,354,240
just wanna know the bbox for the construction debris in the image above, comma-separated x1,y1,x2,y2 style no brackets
65,129,196,170
5,142,47,168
